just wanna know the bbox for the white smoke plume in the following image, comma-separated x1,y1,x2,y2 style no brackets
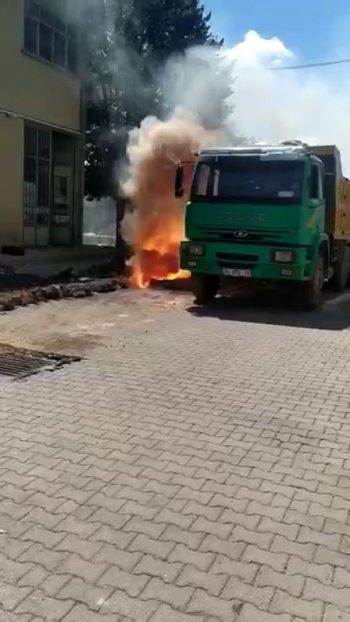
227,30,350,175
154,29,350,173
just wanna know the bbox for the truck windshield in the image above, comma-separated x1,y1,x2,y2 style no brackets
191,156,306,205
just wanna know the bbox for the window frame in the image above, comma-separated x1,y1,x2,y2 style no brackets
23,0,79,74
308,163,323,201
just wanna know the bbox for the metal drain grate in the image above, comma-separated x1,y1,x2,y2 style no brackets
0,348,79,379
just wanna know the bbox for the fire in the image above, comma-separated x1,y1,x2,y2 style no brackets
131,249,190,288
121,109,215,287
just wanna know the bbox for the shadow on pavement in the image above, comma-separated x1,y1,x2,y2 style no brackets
187,288,350,331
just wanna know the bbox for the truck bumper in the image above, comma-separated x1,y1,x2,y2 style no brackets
180,241,311,281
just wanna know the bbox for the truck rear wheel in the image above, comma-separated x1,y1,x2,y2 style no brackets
298,255,324,310
331,245,350,291
192,273,219,305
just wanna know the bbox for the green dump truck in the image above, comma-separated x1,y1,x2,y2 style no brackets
177,141,350,309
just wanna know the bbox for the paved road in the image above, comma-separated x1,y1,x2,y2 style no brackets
1,288,350,621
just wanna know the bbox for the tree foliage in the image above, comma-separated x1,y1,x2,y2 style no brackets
83,0,232,199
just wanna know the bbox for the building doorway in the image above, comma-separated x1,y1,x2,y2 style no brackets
23,124,77,247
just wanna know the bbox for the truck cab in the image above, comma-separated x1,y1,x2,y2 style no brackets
178,141,336,309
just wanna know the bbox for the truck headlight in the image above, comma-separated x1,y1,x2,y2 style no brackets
189,244,204,256
273,250,294,263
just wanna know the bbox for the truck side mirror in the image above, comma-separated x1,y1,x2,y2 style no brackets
175,165,184,198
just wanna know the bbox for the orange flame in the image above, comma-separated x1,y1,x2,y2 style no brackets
131,248,190,288
121,110,216,287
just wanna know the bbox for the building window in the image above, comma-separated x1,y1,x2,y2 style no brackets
24,126,51,227
24,0,78,72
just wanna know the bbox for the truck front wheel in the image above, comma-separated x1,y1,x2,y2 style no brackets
192,273,220,305
298,255,324,310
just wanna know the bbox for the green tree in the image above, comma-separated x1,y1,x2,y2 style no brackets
83,0,232,199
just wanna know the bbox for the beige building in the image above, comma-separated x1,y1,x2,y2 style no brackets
0,0,84,249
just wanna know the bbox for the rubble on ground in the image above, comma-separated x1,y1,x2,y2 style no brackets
0,260,128,313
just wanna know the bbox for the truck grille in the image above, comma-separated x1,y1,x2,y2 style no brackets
196,226,282,243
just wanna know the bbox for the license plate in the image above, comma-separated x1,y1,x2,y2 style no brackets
223,268,251,277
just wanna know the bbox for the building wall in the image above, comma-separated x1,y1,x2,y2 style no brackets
0,0,83,248
0,0,81,131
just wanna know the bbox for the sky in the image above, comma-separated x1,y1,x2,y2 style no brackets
204,0,350,62
200,0,350,175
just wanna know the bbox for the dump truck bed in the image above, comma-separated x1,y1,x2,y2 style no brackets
311,144,350,239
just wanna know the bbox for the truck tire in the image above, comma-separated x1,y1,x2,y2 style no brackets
331,245,350,291
298,255,324,310
192,273,219,305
